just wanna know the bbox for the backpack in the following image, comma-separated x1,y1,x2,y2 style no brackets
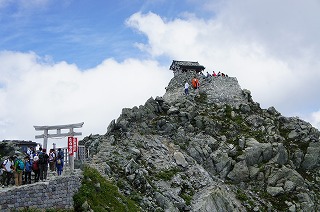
16,159,25,170
25,160,32,172
38,153,46,164
58,151,64,160
32,160,39,171
56,159,62,165
192,78,199,89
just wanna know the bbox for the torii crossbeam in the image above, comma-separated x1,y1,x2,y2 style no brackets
34,122,84,151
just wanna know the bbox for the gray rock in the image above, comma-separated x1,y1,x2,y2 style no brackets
173,151,188,168
167,107,180,115
301,142,320,170
275,143,288,165
227,160,249,183
192,186,246,212
284,180,295,192
266,186,284,196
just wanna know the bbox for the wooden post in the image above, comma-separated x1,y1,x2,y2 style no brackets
44,129,48,150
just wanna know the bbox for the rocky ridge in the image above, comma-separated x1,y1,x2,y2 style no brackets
81,72,320,211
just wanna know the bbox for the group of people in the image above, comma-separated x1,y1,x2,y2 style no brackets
184,70,229,95
184,76,200,95
212,71,228,77
1,147,65,187
200,71,229,78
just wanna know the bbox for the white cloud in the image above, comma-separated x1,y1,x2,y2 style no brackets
126,2,320,127
309,111,320,130
0,51,172,147
1,0,320,146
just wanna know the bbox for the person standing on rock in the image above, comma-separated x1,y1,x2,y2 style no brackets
32,155,40,182
38,149,49,181
48,149,56,172
184,82,189,95
57,148,64,164
55,154,64,176
1,156,14,187
192,77,200,89
26,146,34,162
24,156,32,184
13,155,23,186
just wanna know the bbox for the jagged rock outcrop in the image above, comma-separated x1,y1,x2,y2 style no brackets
81,72,320,211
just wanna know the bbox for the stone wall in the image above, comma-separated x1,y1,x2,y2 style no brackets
0,173,82,211
163,71,250,106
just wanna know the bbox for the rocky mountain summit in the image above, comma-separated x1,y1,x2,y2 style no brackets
81,72,320,211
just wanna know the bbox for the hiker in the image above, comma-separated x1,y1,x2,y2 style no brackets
206,71,211,78
32,155,40,182
24,156,32,184
184,82,189,95
57,148,64,164
191,77,200,89
212,71,217,77
217,71,221,77
56,154,64,176
1,156,14,187
26,146,35,161
38,149,49,181
13,155,23,186
49,149,56,172
36,147,42,155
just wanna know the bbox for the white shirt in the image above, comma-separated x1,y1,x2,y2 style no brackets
185,82,189,89
2,159,13,172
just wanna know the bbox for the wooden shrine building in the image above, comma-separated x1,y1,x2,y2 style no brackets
169,60,205,76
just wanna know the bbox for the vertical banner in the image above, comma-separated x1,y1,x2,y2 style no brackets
68,136,74,156
73,137,78,153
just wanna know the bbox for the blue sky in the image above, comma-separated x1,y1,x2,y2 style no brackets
0,0,211,69
1,0,320,148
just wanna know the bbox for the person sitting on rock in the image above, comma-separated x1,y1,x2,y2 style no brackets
206,71,211,78
212,71,217,77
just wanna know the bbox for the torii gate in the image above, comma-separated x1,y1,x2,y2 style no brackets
34,122,84,151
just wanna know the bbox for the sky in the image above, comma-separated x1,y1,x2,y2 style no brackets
1,0,320,149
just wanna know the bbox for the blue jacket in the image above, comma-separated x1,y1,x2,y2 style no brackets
25,160,33,172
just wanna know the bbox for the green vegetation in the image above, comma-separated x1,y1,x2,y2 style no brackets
181,193,193,205
225,105,233,119
155,167,181,181
73,166,140,212
236,189,249,201
18,209,72,212
179,184,195,206
194,92,207,103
